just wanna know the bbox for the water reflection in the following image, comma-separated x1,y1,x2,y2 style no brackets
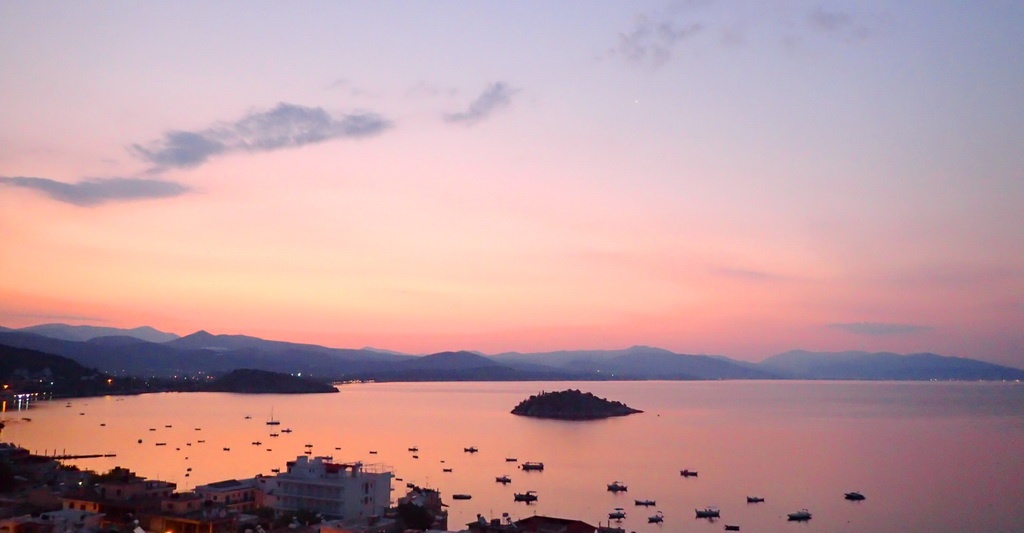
3,381,1023,533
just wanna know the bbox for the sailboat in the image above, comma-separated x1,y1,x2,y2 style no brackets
266,408,281,426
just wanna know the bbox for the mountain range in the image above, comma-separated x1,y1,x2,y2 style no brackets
1,323,1022,382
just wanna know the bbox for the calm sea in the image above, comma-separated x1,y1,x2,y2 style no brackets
4,381,1023,533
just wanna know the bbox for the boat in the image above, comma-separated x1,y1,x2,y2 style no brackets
271,468,280,473
281,428,292,433
695,507,720,519
746,496,764,503
269,433,279,437
464,446,478,453
724,526,740,531
155,442,166,446
514,491,538,503
452,494,472,500
223,447,230,451
597,525,625,533
521,462,544,471
266,408,281,426
244,415,252,419
647,511,663,523
406,482,415,488
680,469,698,477
252,441,262,446
304,443,313,448
844,491,866,501
408,446,419,452
787,509,812,521
608,508,626,520
369,450,378,454
412,455,419,459
635,499,656,506
607,481,628,492
496,475,512,484
443,468,453,473
506,457,518,462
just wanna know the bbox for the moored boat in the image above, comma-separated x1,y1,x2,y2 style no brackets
647,511,663,523
464,446,478,453
452,494,472,500
635,499,656,506
746,496,764,503
514,490,538,503
607,481,628,492
787,509,812,521
695,507,720,519
608,508,626,520
496,475,512,484
844,491,866,501
521,461,544,471
724,526,740,531
681,469,698,477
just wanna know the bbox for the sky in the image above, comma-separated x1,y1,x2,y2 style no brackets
1,1,1022,365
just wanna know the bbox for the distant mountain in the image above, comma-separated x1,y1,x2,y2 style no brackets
760,350,1024,380
492,346,774,379
167,330,409,361
15,323,179,343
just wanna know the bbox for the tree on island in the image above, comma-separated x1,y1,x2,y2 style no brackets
511,389,642,420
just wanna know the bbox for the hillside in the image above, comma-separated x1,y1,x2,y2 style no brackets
760,350,1024,380
202,369,339,394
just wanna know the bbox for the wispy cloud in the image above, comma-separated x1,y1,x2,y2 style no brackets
611,13,704,68
715,267,789,282
133,102,392,170
828,322,933,336
444,82,518,125
807,6,870,43
0,176,190,206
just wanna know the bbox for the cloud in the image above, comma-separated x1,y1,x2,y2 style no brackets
0,176,190,206
807,7,869,43
715,267,789,282
444,82,517,125
828,322,933,336
132,102,392,170
612,13,704,68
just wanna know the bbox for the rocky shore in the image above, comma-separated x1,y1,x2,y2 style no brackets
510,389,642,420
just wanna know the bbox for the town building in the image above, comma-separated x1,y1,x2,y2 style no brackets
259,457,392,520
194,478,260,513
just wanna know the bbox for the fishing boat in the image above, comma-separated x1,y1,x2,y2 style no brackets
647,511,663,523
608,508,626,520
496,475,512,484
443,468,453,473
635,499,656,506
464,446,478,453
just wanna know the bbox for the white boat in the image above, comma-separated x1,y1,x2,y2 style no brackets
607,481,628,492
787,509,812,521
608,508,626,520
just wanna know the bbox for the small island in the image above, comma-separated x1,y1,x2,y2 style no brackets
202,368,339,394
511,389,642,420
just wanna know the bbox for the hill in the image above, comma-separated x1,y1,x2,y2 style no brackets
15,323,178,343
760,350,1024,380
201,369,339,394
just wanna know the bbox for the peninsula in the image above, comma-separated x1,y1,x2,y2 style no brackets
511,389,642,420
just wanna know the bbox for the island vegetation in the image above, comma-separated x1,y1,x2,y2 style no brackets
511,389,642,420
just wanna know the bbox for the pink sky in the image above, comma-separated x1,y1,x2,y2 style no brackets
1,2,1022,365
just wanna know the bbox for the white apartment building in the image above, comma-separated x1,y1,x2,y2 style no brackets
259,456,392,520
